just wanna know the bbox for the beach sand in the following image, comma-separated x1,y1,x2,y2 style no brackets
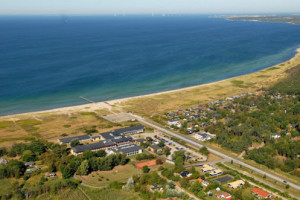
1,48,300,121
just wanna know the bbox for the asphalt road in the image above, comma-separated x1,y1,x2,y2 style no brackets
130,114,300,193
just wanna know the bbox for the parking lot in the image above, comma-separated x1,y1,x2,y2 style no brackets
102,113,135,123
133,131,207,162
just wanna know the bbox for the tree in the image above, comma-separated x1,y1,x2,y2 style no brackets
156,159,164,165
180,179,190,189
83,150,94,159
164,147,171,156
70,139,80,147
7,160,25,178
96,150,106,157
0,147,7,156
199,147,209,156
21,150,36,162
61,166,72,179
79,160,90,176
142,166,150,173
28,141,46,155
158,140,165,148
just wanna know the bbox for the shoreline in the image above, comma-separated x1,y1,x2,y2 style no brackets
1,47,300,120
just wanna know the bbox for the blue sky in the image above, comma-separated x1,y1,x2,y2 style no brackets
0,0,299,15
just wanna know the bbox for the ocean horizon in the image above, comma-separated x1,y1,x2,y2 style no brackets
1,15,300,116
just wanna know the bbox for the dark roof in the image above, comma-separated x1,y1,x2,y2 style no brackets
135,138,146,142
111,135,133,143
149,145,161,150
101,131,118,140
72,140,115,153
113,125,144,135
111,144,142,154
59,135,90,144
180,171,191,177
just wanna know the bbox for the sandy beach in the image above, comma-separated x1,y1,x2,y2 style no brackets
1,48,300,120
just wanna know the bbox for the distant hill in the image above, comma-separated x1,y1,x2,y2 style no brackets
226,15,300,25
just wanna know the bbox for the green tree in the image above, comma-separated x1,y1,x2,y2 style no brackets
142,166,150,173
70,139,80,147
83,150,94,159
96,150,106,157
79,160,90,175
21,150,36,162
158,140,165,148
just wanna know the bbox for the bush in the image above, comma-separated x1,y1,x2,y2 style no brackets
142,166,150,173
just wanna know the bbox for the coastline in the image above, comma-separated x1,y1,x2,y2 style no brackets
1,47,300,120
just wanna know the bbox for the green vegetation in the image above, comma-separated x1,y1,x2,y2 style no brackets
231,80,244,86
0,121,14,129
16,119,42,132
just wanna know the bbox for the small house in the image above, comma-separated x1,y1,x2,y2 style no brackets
216,192,232,200
252,188,272,199
0,158,8,165
228,180,244,189
180,171,192,178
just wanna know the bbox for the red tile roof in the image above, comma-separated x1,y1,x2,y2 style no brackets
216,192,232,199
252,188,270,198
294,137,300,141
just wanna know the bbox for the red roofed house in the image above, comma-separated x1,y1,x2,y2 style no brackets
294,137,300,141
197,178,209,187
216,192,232,200
252,188,272,199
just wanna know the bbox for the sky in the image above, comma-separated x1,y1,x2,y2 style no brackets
0,0,299,15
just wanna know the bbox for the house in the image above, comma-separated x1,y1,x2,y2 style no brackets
150,184,164,192
168,119,180,126
294,137,300,141
193,132,214,141
180,171,192,178
271,133,281,139
252,188,272,199
197,178,210,187
26,167,40,174
59,135,91,144
71,140,116,155
210,169,223,176
45,173,56,178
148,145,162,152
0,158,8,165
90,135,101,142
135,138,147,145
113,125,144,135
228,180,244,189
201,164,215,173
216,192,232,200
25,162,35,167
110,144,143,156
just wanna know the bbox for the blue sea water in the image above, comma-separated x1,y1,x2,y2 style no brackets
1,15,300,115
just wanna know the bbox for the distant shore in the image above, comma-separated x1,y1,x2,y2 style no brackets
1,48,300,120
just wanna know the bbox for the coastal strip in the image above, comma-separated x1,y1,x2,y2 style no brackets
0,48,300,120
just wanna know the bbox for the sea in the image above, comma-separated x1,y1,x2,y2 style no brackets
1,15,300,116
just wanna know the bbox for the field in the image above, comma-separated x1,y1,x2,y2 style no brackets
78,165,142,187
0,109,142,148
35,186,140,200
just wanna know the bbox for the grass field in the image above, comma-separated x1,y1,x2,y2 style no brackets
78,165,142,187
